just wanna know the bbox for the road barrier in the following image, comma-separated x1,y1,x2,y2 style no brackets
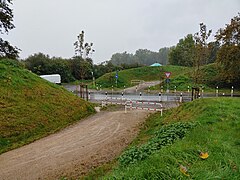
101,99,163,116
108,97,128,101
131,80,145,84
101,100,126,107
125,100,163,116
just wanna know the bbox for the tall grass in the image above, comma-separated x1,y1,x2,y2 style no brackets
103,98,240,179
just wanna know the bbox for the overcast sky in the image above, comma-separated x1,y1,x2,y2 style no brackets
3,0,240,63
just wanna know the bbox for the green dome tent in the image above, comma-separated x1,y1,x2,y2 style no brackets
150,63,162,67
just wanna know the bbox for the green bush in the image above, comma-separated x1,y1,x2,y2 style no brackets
119,122,196,166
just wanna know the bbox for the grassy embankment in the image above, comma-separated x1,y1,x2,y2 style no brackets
94,65,190,89
84,97,240,179
94,63,238,93
150,63,218,92
150,63,239,93
0,59,95,154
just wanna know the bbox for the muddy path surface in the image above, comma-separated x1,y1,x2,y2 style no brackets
124,80,161,94
0,110,150,180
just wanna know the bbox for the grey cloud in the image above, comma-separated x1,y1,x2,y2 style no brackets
5,0,240,63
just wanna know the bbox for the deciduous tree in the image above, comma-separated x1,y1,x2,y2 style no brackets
193,23,212,85
215,13,240,85
74,31,94,59
0,0,19,59
169,34,195,67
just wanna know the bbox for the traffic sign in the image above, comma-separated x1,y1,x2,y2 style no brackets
165,78,170,83
165,72,171,79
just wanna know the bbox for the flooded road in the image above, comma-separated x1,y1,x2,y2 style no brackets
63,84,191,102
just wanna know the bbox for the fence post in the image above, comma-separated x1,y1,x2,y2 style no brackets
105,92,108,100
125,103,127,113
179,93,183,103
111,86,113,99
160,104,163,117
159,92,162,102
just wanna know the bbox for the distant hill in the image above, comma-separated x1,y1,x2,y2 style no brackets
0,59,95,154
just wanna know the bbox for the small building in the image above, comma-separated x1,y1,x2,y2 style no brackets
150,63,162,67
40,74,61,84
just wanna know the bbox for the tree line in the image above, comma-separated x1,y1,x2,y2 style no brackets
169,14,240,86
23,52,143,83
109,47,170,66
1,1,239,86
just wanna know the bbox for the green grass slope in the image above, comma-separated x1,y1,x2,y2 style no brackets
99,98,240,179
151,63,239,93
95,65,190,88
0,59,95,154
93,63,237,93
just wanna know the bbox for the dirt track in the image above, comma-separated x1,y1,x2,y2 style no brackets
125,81,161,93
0,110,150,180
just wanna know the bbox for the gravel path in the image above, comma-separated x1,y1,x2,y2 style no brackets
0,110,150,180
